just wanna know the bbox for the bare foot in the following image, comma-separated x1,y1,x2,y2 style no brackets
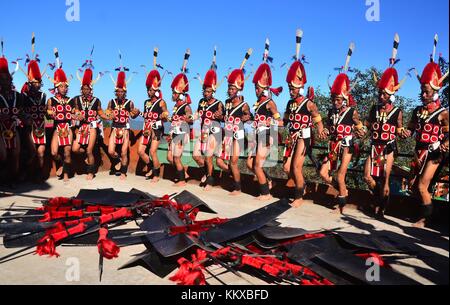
290,199,304,208
86,174,94,181
120,174,127,180
185,171,190,180
229,190,241,196
174,181,186,187
145,170,153,178
412,219,426,228
257,194,273,201
331,206,344,215
56,167,63,177
63,174,69,182
150,176,160,183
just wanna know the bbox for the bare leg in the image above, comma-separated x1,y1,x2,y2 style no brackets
229,139,242,196
254,143,272,201
291,139,306,208
149,138,161,183
119,131,130,180
413,159,440,228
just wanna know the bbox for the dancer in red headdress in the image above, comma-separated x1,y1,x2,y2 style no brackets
283,29,324,208
46,48,75,182
20,33,48,182
318,43,366,214
105,53,140,180
72,48,108,180
0,40,25,185
192,47,224,191
215,49,253,195
247,39,283,201
405,34,449,228
137,48,169,183
363,34,409,219
167,50,194,187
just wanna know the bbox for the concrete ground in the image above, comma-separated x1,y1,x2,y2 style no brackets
0,172,448,285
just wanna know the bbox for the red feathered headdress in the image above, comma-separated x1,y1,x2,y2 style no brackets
27,60,42,82
378,67,400,95
171,73,189,94
115,71,127,91
228,69,245,91
286,61,307,88
331,73,355,106
203,69,217,91
0,57,10,75
420,62,445,91
53,68,69,87
146,70,161,90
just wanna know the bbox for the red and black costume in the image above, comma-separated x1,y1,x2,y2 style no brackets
325,73,358,172
142,70,165,144
198,69,223,153
22,60,47,145
410,62,448,175
73,69,103,146
169,51,193,183
48,68,74,147
109,72,134,145
283,61,312,160
221,65,250,159
367,68,403,178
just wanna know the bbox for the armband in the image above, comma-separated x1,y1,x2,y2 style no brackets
312,115,322,123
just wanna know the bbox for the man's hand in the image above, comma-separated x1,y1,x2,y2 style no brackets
440,141,449,153
318,128,329,140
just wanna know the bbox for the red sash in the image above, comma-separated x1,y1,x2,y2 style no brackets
78,123,91,145
114,128,125,145
220,136,233,161
1,120,17,149
56,123,71,147
31,120,46,145
141,122,152,146
328,140,342,172
370,145,386,177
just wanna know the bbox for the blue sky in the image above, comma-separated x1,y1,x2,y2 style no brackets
0,0,448,111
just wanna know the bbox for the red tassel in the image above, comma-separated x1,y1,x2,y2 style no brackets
355,253,387,267
270,86,283,96
99,208,132,224
97,228,120,259
307,86,315,101
36,238,59,257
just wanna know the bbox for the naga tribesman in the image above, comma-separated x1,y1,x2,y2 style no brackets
405,34,449,228
46,48,75,182
167,49,194,187
318,43,366,214
192,47,224,191
283,29,324,208
105,55,140,180
137,47,169,183
0,44,25,184
363,33,408,219
247,39,283,201
215,49,253,196
20,33,48,182
72,51,108,180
